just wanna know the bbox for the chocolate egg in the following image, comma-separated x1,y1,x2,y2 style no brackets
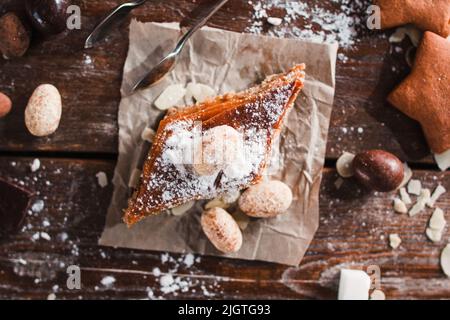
25,0,69,36
353,150,404,192
0,13,31,59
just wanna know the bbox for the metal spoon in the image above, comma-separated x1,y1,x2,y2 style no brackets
85,0,147,49
131,0,229,92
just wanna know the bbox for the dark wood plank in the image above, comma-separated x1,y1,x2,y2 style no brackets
0,0,436,163
0,157,448,299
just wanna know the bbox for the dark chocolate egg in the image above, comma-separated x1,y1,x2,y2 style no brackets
25,0,69,36
353,150,404,192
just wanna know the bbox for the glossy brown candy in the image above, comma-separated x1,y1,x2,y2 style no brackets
25,0,69,36
0,178,33,237
353,150,404,192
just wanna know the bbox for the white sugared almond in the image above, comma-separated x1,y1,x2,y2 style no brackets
154,84,186,110
201,207,243,253
25,84,62,137
239,180,293,218
336,152,355,178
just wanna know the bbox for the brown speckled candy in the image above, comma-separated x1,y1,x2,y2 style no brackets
0,12,31,59
388,32,450,154
0,92,12,118
353,150,404,192
374,0,450,37
0,178,33,237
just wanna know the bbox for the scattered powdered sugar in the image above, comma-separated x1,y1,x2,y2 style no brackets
31,199,45,213
246,0,370,50
147,253,222,299
100,276,116,287
96,171,108,188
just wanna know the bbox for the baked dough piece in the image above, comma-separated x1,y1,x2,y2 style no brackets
374,0,450,37
388,32,450,154
124,65,306,226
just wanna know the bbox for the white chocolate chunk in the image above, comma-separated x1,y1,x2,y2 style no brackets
171,200,195,216
441,244,450,277
338,269,371,300
426,228,443,243
389,234,402,249
428,185,446,208
407,179,422,196
267,17,283,26
429,208,446,231
370,289,386,300
336,152,355,178
409,188,430,217
393,198,407,214
185,83,216,104
435,149,450,171
399,163,412,189
128,168,142,188
399,187,412,205
141,127,155,143
154,84,186,110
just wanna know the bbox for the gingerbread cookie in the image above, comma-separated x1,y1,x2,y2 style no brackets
374,0,450,38
388,31,450,154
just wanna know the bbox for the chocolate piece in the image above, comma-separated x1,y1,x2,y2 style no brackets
388,32,450,154
0,178,33,237
25,0,69,36
374,0,450,37
353,150,404,192
0,13,31,59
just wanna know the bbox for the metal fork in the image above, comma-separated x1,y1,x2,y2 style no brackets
85,0,147,49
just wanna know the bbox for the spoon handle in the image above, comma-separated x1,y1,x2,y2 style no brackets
85,1,146,49
174,0,229,54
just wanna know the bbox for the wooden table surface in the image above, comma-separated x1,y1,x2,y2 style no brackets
0,0,449,300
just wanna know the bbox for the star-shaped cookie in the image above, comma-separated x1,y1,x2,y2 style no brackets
375,0,450,37
388,31,450,154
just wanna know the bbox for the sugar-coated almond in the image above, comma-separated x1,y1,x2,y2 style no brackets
239,180,293,218
201,207,243,253
0,92,12,118
25,84,62,137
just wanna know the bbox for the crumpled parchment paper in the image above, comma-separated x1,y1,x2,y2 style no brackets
99,21,338,266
